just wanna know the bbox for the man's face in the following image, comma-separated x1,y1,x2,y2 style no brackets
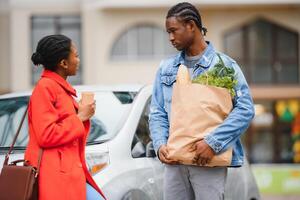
166,16,194,51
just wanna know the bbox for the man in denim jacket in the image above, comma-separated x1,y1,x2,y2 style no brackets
149,2,255,200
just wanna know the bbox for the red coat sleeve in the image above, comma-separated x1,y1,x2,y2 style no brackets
29,81,85,148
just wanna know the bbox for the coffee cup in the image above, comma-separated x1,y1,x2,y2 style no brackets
81,92,94,105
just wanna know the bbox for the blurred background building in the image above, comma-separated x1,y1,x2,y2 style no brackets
0,0,300,196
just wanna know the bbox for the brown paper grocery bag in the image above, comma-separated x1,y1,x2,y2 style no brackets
167,65,233,167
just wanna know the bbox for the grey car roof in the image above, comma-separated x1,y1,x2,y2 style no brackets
0,84,145,99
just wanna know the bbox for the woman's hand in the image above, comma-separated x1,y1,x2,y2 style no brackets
77,101,96,121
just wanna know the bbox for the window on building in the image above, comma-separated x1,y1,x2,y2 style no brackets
31,16,82,85
111,24,177,60
224,18,299,84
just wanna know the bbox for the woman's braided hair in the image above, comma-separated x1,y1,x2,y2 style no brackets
31,34,72,71
166,2,207,35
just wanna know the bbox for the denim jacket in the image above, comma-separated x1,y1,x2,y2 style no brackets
149,42,255,166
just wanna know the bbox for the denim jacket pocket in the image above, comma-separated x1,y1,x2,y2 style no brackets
160,75,177,86
160,75,176,115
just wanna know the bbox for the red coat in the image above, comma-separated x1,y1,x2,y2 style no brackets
25,70,106,200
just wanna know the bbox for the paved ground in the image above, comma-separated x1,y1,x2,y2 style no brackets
262,195,300,200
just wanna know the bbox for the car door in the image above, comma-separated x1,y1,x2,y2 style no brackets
131,97,164,200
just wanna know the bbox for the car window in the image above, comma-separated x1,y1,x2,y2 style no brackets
131,98,152,158
0,97,29,149
86,91,136,144
0,91,137,149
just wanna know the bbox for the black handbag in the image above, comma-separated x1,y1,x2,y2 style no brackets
0,106,43,200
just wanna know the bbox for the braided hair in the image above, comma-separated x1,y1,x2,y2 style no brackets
31,34,72,71
166,2,207,36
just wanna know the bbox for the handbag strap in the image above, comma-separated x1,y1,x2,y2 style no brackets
36,149,43,177
4,106,29,165
4,106,43,173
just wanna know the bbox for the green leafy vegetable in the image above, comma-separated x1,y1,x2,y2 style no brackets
192,55,238,97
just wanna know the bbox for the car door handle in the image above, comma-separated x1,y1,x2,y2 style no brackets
148,178,154,184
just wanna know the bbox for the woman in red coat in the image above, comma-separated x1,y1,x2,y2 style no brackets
25,35,106,200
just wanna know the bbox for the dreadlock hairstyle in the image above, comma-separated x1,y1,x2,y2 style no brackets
31,34,72,71
166,2,208,36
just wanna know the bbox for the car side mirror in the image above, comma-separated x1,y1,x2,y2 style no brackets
146,141,156,158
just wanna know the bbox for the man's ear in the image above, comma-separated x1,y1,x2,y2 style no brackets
186,20,196,32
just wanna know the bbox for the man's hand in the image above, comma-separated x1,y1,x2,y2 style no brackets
158,144,178,165
192,139,215,166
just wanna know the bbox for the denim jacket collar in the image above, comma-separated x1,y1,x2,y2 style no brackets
172,41,215,69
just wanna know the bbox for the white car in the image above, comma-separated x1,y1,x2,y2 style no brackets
0,84,260,200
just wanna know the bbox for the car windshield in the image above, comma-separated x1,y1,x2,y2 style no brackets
85,91,136,144
0,91,136,150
